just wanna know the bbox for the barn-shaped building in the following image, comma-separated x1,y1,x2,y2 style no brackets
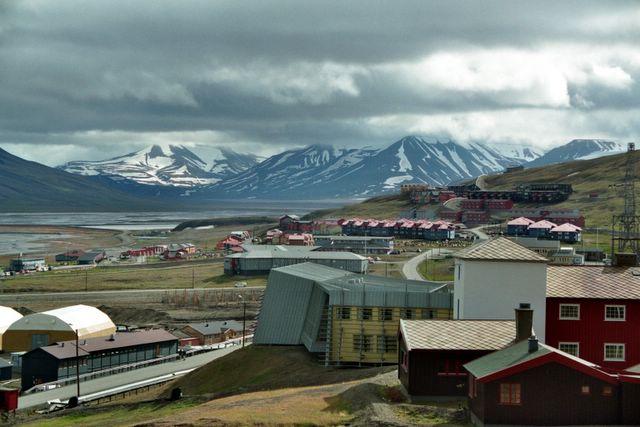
0,307,22,352
2,305,116,352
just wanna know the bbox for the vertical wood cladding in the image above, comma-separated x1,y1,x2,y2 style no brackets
546,298,640,369
478,363,619,425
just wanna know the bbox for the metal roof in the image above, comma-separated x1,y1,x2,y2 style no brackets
185,321,244,336
230,245,365,261
464,340,601,380
454,237,548,263
314,235,394,242
547,266,640,299
400,319,515,351
33,330,178,360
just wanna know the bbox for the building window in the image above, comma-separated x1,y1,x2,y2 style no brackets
377,335,397,353
438,359,467,377
337,307,351,320
421,309,436,319
358,308,373,320
602,385,613,396
581,385,590,395
400,349,408,370
559,304,580,320
559,342,580,357
499,383,521,405
605,305,625,321
604,343,625,361
353,334,373,352
400,309,414,319
379,308,393,321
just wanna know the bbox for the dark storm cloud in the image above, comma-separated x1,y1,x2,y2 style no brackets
0,0,639,164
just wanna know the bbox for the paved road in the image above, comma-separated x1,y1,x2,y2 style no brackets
402,248,453,281
18,345,242,409
468,226,490,241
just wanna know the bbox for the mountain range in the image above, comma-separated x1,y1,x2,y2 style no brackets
0,136,627,210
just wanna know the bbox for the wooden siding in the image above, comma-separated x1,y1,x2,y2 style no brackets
3,330,77,353
401,349,491,396
329,306,450,365
546,298,640,369
473,362,619,425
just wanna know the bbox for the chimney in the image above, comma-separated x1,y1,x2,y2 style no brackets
515,303,533,343
528,336,539,353
108,334,115,341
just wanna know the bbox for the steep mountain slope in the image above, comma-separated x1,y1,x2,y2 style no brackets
0,148,167,211
526,139,623,167
205,136,533,198
59,145,258,187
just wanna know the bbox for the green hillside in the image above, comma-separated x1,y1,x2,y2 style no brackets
483,150,639,228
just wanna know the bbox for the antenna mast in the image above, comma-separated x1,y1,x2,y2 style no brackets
611,142,640,266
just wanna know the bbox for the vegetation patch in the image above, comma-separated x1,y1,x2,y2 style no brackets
392,403,467,426
417,258,454,281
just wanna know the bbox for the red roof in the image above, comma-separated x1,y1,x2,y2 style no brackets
550,223,582,232
528,219,558,229
508,216,535,226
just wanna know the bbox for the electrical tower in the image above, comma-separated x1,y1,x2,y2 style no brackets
611,142,640,266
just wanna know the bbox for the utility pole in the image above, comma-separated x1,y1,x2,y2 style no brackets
238,294,246,348
84,270,88,292
610,142,639,266
192,267,195,289
75,329,80,399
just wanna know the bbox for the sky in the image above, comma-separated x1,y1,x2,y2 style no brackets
1,0,639,166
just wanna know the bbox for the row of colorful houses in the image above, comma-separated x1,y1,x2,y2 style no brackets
507,217,582,242
339,218,456,240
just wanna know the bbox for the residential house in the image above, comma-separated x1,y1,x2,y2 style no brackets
465,337,640,426
181,320,244,345
550,223,582,243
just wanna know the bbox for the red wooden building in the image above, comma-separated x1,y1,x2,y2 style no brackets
279,215,313,233
546,266,640,371
465,338,640,426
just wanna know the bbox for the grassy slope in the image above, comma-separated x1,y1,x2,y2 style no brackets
483,150,640,228
303,193,414,220
170,345,394,397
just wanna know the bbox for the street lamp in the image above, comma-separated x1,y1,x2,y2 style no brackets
237,294,246,348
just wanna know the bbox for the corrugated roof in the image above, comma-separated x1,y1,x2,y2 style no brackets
230,246,365,261
464,340,601,380
550,223,582,232
37,330,177,360
185,321,243,336
400,319,515,351
507,217,535,226
528,220,557,229
547,266,640,299
454,237,548,263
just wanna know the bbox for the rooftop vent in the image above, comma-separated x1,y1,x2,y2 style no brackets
108,334,115,341
528,336,539,353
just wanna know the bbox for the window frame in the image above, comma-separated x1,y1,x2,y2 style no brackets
378,308,393,321
377,335,397,354
604,305,626,321
353,334,373,353
604,343,625,361
358,307,373,321
580,385,591,395
499,383,522,406
559,304,580,320
558,342,580,357
337,307,351,320
400,308,414,320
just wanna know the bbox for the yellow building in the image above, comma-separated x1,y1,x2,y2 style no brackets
3,305,116,352
254,263,452,366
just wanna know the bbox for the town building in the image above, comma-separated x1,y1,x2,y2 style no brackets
163,243,196,259
546,266,640,370
0,359,11,381
279,215,313,233
20,330,178,390
399,319,516,397
265,229,284,244
453,238,548,342
340,218,456,241
77,251,106,265
224,245,368,275
549,222,582,243
3,305,116,352
465,338,640,426
54,250,85,263
254,263,452,366
506,217,535,236
506,236,560,256
313,235,394,255
0,307,22,352
181,320,244,345
285,233,314,246
547,247,584,265
8,258,46,272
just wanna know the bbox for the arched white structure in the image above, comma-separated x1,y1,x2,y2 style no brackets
0,306,23,350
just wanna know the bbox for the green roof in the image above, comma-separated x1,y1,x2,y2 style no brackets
464,340,551,379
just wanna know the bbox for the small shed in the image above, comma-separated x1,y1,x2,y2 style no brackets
0,388,19,413
398,319,516,397
0,359,12,381
77,251,106,265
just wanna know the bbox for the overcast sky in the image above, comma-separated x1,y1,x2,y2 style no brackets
1,0,639,165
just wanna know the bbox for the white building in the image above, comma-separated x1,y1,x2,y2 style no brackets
453,237,549,342
0,306,23,351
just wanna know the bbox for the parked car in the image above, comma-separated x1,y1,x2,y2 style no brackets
234,281,247,288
